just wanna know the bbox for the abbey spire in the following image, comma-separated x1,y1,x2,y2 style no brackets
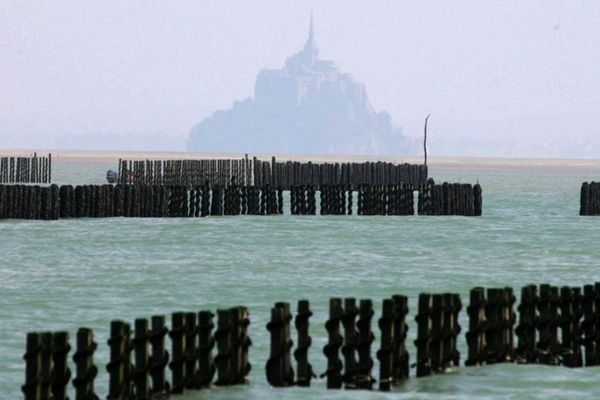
302,12,318,59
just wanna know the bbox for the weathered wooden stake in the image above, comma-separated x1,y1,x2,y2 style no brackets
72,328,98,400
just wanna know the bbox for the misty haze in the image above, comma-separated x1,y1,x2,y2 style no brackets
2,2,599,158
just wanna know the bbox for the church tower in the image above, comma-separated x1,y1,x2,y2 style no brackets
302,12,319,63
284,13,323,72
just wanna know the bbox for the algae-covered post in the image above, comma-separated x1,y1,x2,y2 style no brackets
168,312,186,393
356,299,375,389
415,294,432,377
391,295,410,381
229,306,252,384
148,315,169,396
537,285,561,365
322,298,344,389
51,332,71,400
265,302,294,387
430,294,445,373
501,288,516,362
450,294,462,367
581,285,597,366
133,318,150,398
22,332,42,400
184,312,199,389
580,182,600,215
294,300,314,387
341,298,359,389
106,320,131,399
72,328,98,400
515,285,537,364
214,309,233,385
377,299,394,391
559,287,581,367
197,311,216,387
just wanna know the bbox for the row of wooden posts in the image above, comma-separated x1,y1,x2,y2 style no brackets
418,179,483,216
24,282,600,398
0,154,51,184
119,158,253,187
580,182,600,216
264,295,452,392
292,184,415,216
0,184,60,220
22,307,250,400
0,184,284,220
117,156,429,189
267,282,600,392
266,297,411,391
0,182,480,220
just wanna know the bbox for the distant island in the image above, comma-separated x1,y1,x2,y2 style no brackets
187,17,415,155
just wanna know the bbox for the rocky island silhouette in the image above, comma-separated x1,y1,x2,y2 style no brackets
187,16,414,155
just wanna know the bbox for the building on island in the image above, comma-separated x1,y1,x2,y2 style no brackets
187,16,413,155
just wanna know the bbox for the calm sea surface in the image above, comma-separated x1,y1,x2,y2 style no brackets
1,160,600,399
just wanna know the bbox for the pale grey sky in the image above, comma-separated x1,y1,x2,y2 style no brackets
1,1,599,156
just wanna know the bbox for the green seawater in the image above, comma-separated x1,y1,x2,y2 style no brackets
1,160,600,399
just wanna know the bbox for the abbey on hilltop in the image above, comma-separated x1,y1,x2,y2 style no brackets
187,16,413,155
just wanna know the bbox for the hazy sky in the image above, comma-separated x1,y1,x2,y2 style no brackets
2,1,600,156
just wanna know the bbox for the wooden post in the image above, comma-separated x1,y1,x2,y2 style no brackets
537,284,560,365
211,185,224,216
473,183,483,216
215,309,233,385
515,285,537,363
485,288,501,364
230,306,252,384
391,295,409,381
580,182,589,215
294,300,314,386
265,303,294,387
446,293,462,367
377,299,394,391
51,332,71,400
322,298,343,389
184,312,199,389
356,299,374,389
347,185,353,215
430,294,444,373
341,298,359,388
106,321,131,399
48,153,52,183
415,294,431,377
560,287,580,367
133,319,150,399
169,312,186,393
22,332,42,400
197,311,216,387
571,287,584,367
582,284,597,366
501,288,516,362
72,328,98,400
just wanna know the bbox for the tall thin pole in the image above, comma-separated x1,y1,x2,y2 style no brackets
423,114,431,166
